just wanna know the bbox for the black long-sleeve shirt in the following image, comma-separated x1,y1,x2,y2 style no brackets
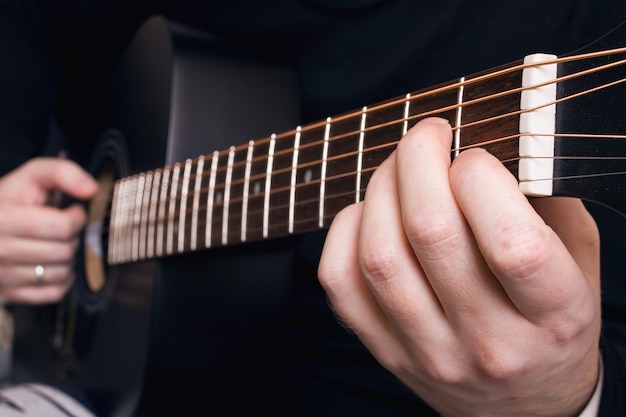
1,1,625,416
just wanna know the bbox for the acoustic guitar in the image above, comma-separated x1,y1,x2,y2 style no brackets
11,15,626,417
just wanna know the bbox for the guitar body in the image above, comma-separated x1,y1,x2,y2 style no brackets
12,16,301,416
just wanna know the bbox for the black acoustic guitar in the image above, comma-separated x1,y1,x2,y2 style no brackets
11,15,626,417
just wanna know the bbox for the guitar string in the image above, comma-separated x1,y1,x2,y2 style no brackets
188,47,626,161
94,49,626,252
94,48,626,203
108,166,626,262
104,130,626,259
213,45,626,138
103,70,626,215
104,103,626,256
171,50,626,182
115,163,626,259
95,76,626,223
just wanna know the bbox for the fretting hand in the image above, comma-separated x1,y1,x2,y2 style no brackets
319,118,601,417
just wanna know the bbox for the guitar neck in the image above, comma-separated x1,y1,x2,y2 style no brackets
107,43,626,265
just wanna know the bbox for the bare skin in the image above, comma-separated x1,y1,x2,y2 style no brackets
0,158,98,304
319,118,601,417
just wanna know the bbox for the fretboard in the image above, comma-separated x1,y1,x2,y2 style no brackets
106,44,626,265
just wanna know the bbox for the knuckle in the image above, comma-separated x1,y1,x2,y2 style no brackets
317,256,349,295
360,243,403,283
489,223,551,280
472,342,528,381
378,351,412,379
404,212,463,261
424,357,467,385
550,300,598,344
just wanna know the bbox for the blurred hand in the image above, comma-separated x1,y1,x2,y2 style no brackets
319,118,601,417
0,158,98,304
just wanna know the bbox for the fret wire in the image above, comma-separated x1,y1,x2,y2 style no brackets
156,166,170,257
191,156,204,251
319,117,331,228
119,178,131,263
114,179,125,264
454,76,465,158
108,180,122,264
256,48,626,142
289,127,302,234
356,107,367,204
222,147,235,245
179,159,192,253
91,53,626,213
100,52,624,262
402,93,411,135
102,138,626,260
131,173,145,261
128,53,625,199
139,172,153,260
109,151,624,258
206,151,219,248
263,134,276,238
191,54,626,174
166,163,181,255
242,141,254,242
110,52,626,205
127,177,138,263
147,169,161,259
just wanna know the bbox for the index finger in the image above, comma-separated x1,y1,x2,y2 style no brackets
11,158,98,202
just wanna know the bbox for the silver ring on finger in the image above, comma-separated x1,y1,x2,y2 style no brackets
35,265,45,286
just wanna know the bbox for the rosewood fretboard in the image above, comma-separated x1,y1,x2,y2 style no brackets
106,44,626,265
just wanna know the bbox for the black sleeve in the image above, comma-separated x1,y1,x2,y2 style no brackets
0,0,163,174
599,337,626,416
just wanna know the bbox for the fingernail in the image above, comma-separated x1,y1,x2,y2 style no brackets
421,117,450,125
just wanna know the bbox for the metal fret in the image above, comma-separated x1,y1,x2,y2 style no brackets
131,174,145,262
178,159,192,253
403,93,411,136
241,141,254,242
263,134,277,238
166,163,181,255
454,77,465,158
156,166,170,257
138,172,152,260
206,151,219,248
147,169,161,259
319,117,331,228
108,180,122,264
222,147,235,245
191,156,204,251
119,178,132,263
356,107,367,203
288,127,302,234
